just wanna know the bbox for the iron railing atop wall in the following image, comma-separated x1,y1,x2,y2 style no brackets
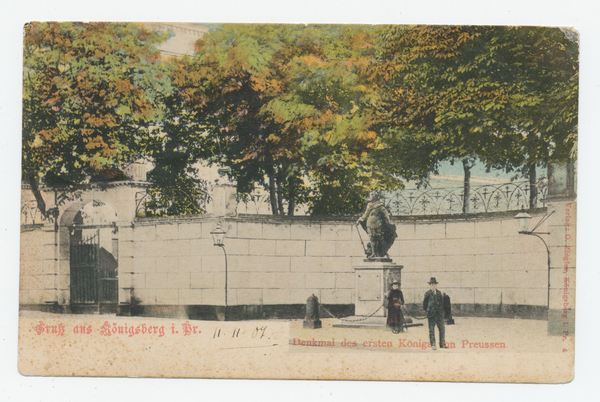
21,179,548,224
133,179,547,218
135,188,210,218
21,202,49,225
381,180,548,216
236,192,273,215
216,179,548,217
236,192,310,216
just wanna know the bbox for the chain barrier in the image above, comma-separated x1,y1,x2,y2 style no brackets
339,304,385,322
319,304,427,322
318,304,340,320
320,303,428,325
319,303,384,322
402,306,427,321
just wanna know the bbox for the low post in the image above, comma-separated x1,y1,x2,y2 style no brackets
303,294,322,329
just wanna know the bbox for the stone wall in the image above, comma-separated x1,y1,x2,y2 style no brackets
122,216,361,307
20,225,58,306
117,210,549,316
20,207,551,319
390,211,549,318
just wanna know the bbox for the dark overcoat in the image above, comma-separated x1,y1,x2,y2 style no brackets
423,289,444,318
386,289,405,329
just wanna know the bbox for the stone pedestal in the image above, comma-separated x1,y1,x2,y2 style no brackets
354,259,403,317
333,259,421,329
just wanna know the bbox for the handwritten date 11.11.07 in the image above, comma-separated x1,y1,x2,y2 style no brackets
213,326,268,339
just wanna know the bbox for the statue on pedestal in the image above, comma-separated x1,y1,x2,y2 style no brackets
356,191,397,259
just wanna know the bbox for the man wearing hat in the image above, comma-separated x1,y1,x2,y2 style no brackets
423,277,446,350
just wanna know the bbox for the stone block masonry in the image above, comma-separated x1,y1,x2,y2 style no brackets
20,209,552,320
120,211,549,316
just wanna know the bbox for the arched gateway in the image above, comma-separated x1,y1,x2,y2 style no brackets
65,200,119,312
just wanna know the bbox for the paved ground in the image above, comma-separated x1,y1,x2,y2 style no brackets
17,309,574,382
289,316,571,354
20,309,572,354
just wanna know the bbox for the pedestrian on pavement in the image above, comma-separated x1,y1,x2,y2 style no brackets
423,277,446,350
386,281,404,334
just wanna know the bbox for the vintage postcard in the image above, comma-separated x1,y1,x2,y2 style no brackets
18,22,577,383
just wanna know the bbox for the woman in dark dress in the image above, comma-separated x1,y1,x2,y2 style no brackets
386,281,405,334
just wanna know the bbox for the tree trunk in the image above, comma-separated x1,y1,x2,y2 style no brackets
28,173,47,217
287,175,295,216
267,167,278,215
276,173,284,215
529,164,537,209
462,159,471,214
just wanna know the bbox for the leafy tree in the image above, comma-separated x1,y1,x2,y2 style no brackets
175,24,292,214
138,56,220,217
373,25,578,211
178,24,358,214
483,27,578,206
186,24,436,215
24,23,577,219
23,22,169,216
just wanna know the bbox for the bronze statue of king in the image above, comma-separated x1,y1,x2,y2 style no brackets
356,191,397,259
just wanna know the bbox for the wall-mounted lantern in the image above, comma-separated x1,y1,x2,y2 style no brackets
514,209,554,309
210,224,226,247
211,223,228,317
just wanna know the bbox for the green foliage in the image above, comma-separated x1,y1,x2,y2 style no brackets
307,165,372,215
24,23,578,218
373,25,578,172
142,173,210,217
180,24,402,214
140,57,218,216
23,22,170,215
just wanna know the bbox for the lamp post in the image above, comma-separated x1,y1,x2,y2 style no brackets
211,224,228,317
514,210,554,310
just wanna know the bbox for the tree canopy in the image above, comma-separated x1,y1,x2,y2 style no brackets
23,22,170,216
23,23,578,217
372,25,578,210
179,24,443,214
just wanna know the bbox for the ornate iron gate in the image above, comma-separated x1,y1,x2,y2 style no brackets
70,230,100,304
99,245,118,304
70,229,118,304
